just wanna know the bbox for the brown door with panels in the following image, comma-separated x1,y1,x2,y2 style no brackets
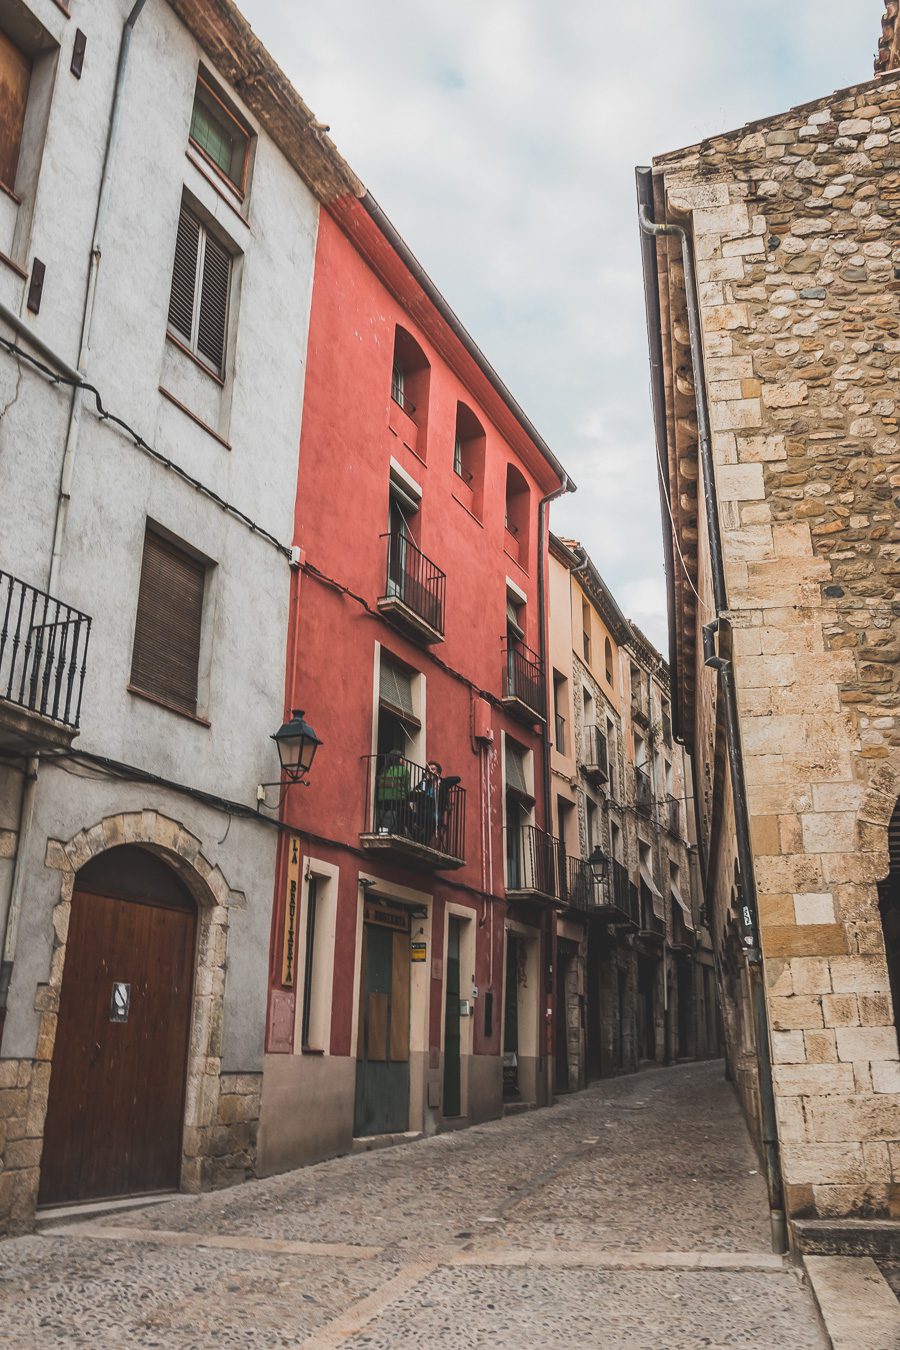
39,846,196,1206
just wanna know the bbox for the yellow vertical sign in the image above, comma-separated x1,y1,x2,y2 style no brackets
281,835,301,987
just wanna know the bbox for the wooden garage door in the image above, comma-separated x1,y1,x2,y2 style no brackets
39,874,195,1206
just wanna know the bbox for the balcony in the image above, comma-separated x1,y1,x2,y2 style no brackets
661,793,680,836
506,824,559,904
360,754,465,871
631,686,650,728
582,724,609,783
635,765,653,814
0,571,91,751
603,858,641,926
638,880,666,946
502,637,546,724
377,532,446,645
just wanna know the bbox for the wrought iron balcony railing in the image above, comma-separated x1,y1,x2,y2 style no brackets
379,532,446,640
361,753,465,867
662,793,680,835
582,723,609,780
0,570,91,730
506,823,558,898
502,637,546,721
635,765,653,813
609,858,641,926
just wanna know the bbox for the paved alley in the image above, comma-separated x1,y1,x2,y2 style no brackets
0,1062,824,1348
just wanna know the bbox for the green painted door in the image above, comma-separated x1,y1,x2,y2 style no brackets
443,917,462,1117
354,920,410,1136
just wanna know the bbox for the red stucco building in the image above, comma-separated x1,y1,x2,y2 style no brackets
256,195,573,1170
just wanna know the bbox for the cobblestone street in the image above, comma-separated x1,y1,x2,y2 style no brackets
0,1062,824,1348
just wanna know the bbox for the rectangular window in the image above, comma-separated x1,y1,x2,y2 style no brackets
189,75,250,192
130,529,206,716
0,30,31,193
167,203,232,377
301,875,318,1048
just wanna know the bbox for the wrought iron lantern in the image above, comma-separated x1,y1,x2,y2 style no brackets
272,709,322,784
587,844,611,886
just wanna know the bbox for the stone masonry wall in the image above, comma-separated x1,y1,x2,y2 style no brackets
656,73,900,1220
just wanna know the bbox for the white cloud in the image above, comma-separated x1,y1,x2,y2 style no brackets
237,0,881,653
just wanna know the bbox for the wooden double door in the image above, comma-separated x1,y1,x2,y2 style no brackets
39,848,196,1206
354,908,410,1136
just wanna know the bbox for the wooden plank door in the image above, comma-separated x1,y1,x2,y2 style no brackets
39,888,195,1205
442,917,461,1117
353,921,410,1136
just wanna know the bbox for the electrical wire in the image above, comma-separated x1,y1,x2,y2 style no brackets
0,336,293,560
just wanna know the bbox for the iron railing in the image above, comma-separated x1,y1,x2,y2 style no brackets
662,793,680,835
635,765,653,812
506,823,557,896
381,532,446,636
502,637,546,719
363,753,466,861
0,570,91,729
583,724,609,779
565,854,595,910
554,712,566,754
390,377,416,419
609,858,640,925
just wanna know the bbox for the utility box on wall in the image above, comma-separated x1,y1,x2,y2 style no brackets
474,696,493,742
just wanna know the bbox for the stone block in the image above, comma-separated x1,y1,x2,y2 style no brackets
0,1062,20,1091
3,1137,42,1170
762,382,809,408
0,1089,28,1120
859,996,894,1027
693,203,751,236
782,1142,864,1185
804,1030,838,1064
776,1097,808,1143
217,1093,259,1126
750,815,779,854
710,400,763,435
830,957,890,995
772,1062,855,1096
806,1095,900,1143
763,925,847,958
770,994,824,1030
791,958,833,996
835,1027,899,1063
793,894,836,925
772,1030,805,1063
872,1062,900,1094
799,812,859,855
822,994,860,1027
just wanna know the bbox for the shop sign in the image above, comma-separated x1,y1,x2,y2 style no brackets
281,835,301,986
365,900,410,933
411,940,427,962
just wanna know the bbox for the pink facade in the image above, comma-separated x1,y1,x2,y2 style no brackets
257,201,568,1170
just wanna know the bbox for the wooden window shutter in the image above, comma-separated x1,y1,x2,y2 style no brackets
378,658,418,725
167,206,200,345
131,530,206,715
505,742,528,797
197,229,230,373
0,31,31,192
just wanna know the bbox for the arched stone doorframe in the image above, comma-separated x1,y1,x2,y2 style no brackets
38,809,258,1197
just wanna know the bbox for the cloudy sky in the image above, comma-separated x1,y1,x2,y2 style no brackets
239,1,881,648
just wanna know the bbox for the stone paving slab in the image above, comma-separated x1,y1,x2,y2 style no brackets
804,1256,900,1349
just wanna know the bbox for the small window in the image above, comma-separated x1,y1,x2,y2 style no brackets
453,403,486,514
582,599,591,664
189,75,250,193
167,202,232,377
131,529,207,716
0,30,31,193
504,739,530,799
604,637,614,686
504,464,530,566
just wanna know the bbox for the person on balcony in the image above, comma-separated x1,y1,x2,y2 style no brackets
376,750,410,834
412,760,443,843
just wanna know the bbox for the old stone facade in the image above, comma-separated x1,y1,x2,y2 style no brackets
641,55,900,1234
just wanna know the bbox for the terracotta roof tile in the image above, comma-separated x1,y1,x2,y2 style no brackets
876,0,899,73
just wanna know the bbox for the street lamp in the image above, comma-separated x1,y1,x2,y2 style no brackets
587,844,610,887
272,709,322,784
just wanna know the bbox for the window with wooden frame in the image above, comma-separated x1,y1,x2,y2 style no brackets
167,202,232,378
130,529,207,717
0,29,32,194
189,73,251,194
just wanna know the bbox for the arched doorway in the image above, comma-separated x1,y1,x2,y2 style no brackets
39,845,197,1205
877,798,900,1046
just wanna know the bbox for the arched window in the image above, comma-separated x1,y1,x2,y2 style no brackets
504,463,530,568
390,326,431,457
605,637,614,686
453,401,486,517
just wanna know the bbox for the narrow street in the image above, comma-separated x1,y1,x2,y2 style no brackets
0,1062,824,1348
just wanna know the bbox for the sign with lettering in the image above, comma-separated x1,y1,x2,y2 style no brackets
364,901,410,933
281,835,302,987
411,940,427,962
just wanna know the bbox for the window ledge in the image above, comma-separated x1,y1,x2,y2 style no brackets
50,0,71,14
159,385,231,450
451,491,483,527
165,330,226,387
0,180,21,206
185,148,251,228
301,1046,325,1056
127,683,211,727
503,547,528,578
0,249,27,281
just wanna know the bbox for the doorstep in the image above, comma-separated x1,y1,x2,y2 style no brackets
502,1100,538,1118
803,1256,900,1349
36,1191,178,1229
351,1131,423,1155
792,1218,900,1259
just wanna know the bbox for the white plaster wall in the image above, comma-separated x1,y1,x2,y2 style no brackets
0,0,321,1071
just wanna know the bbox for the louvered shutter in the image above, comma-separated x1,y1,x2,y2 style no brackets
167,207,200,345
505,742,528,797
131,531,206,715
0,32,31,192
379,659,417,724
197,230,231,374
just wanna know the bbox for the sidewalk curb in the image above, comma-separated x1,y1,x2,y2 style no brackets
803,1255,900,1349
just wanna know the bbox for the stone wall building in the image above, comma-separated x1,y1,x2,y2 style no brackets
638,7,900,1249
547,535,719,1091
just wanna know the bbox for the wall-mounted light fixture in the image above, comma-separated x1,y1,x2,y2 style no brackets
257,709,322,810
587,844,611,887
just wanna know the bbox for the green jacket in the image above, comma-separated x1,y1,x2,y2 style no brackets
377,762,410,802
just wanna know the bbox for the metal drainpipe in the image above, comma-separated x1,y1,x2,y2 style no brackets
0,755,39,1053
48,0,149,595
537,473,574,1104
637,182,786,1254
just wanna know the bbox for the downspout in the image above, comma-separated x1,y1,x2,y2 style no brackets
0,755,39,1052
49,0,149,594
537,473,574,1104
636,167,785,1253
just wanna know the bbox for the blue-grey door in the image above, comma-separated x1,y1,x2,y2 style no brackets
354,919,410,1135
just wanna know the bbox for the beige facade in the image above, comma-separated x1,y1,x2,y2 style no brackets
547,536,719,1087
641,56,900,1239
